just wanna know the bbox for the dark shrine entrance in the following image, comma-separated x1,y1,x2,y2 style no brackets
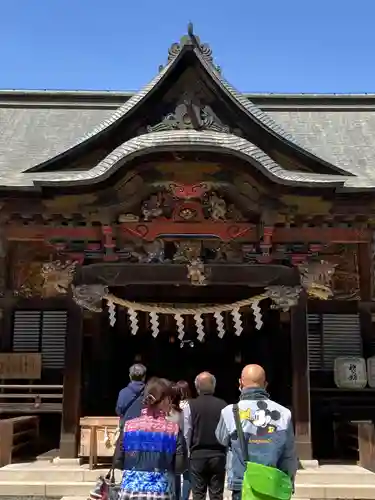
82,285,292,415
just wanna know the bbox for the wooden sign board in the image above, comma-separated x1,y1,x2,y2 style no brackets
0,353,42,380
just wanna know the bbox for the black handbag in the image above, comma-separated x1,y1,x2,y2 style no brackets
88,468,119,500
89,438,121,500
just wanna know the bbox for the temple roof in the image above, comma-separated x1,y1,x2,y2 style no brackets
1,28,375,190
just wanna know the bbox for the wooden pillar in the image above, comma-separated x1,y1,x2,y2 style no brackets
358,242,373,302
0,239,15,352
0,294,16,352
59,301,83,458
290,291,312,459
358,242,374,357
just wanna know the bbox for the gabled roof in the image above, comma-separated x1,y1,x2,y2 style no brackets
30,131,348,188
23,27,348,177
0,29,375,190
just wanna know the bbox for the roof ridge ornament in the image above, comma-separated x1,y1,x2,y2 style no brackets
161,23,221,73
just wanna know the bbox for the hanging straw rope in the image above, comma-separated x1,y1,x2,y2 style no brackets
104,293,268,315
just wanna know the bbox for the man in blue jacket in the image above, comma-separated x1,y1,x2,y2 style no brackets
116,363,146,427
215,365,297,500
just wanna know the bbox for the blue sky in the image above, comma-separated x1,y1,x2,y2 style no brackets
1,0,374,93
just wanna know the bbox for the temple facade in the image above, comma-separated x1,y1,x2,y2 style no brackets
0,28,374,463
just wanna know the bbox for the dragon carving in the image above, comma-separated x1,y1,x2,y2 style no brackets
41,260,77,297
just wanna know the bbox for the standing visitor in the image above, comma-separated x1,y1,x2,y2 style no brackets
117,377,187,500
116,363,147,427
168,381,192,500
215,364,297,500
183,372,226,500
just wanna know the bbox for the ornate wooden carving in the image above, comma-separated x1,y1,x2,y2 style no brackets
326,244,360,300
41,260,77,297
145,95,236,135
11,242,75,297
120,221,254,242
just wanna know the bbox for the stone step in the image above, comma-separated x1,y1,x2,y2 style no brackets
1,466,375,484
60,497,308,500
297,468,375,484
1,482,375,498
0,481,95,496
0,466,99,482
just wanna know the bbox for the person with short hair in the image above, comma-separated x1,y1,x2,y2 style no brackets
215,364,297,500
116,377,187,500
116,363,147,427
183,372,226,500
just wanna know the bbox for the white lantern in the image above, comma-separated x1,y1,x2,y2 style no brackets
334,357,367,389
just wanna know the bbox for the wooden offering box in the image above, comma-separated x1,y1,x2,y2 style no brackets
79,416,119,469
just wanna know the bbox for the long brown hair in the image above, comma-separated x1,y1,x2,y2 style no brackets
175,380,191,401
143,377,173,410
171,380,191,413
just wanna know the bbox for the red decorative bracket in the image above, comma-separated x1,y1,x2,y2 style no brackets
102,225,118,261
120,221,255,242
259,225,274,263
168,183,209,199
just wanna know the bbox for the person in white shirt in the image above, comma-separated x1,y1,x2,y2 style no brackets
168,380,192,500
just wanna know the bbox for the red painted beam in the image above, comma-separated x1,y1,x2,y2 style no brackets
3,224,372,244
274,227,372,243
5,226,101,241
120,221,256,242
120,222,372,243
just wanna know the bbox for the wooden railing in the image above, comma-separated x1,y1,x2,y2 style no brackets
0,416,39,466
0,384,63,413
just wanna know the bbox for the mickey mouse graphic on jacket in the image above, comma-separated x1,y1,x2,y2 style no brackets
251,400,281,436
215,364,298,496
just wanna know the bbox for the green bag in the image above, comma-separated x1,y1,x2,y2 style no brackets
233,405,293,500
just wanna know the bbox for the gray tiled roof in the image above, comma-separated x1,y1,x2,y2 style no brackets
29,131,348,189
269,110,375,188
42,43,332,172
0,91,375,188
0,106,113,174
2,27,375,190
1,99,375,189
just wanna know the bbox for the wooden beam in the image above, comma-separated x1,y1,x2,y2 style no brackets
274,227,371,243
3,224,372,244
59,301,83,459
5,226,101,241
290,292,312,460
308,300,358,314
77,263,301,287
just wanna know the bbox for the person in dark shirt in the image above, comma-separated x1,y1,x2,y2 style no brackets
116,363,146,427
183,372,226,500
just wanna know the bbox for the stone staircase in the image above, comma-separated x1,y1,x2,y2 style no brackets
0,462,375,498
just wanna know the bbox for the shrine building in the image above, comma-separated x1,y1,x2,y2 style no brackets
0,27,374,465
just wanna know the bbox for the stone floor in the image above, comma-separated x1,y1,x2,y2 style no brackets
1,461,375,498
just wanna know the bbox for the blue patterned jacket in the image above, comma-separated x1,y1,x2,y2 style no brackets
215,388,298,491
117,408,187,500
